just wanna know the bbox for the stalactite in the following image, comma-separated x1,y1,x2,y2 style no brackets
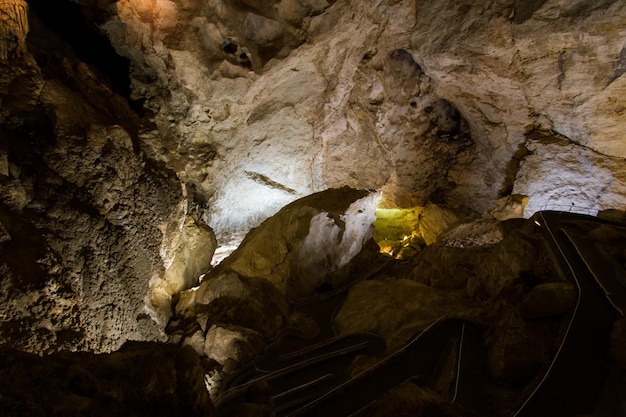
0,0,28,62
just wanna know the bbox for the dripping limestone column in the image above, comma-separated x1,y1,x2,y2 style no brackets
0,0,28,61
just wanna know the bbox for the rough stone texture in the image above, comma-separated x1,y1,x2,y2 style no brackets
147,214,217,326
89,0,626,248
410,218,555,298
0,342,214,417
488,194,530,221
437,219,504,249
204,324,263,366
168,187,380,372
0,1,190,353
484,310,551,387
174,272,290,339
0,121,185,353
513,131,626,216
373,203,460,256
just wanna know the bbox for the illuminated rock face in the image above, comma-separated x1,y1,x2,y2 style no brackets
1,0,626,356
207,187,381,298
98,0,626,236
513,131,626,215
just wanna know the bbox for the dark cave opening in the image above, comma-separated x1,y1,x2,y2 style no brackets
26,0,131,99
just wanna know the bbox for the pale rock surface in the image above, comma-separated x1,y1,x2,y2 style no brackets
211,187,381,298
147,214,217,325
95,0,626,251
204,324,263,366
174,272,289,339
513,131,626,216
2,0,626,372
171,187,379,365
182,328,207,356
438,219,504,249
488,194,530,221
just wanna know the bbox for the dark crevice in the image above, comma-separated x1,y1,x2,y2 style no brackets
513,0,549,24
26,0,131,99
500,142,530,197
245,171,297,195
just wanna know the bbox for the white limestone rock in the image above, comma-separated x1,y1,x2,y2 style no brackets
146,214,217,326
214,187,381,298
513,132,626,217
100,0,626,245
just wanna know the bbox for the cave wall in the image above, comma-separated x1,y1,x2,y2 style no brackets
97,0,626,242
0,0,194,353
0,0,625,353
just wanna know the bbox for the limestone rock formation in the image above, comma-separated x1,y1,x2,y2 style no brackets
147,214,217,326
207,187,380,298
168,188,379,375
92,0,626,243
513,130,626,215
0,0,192,354
1,0,626,414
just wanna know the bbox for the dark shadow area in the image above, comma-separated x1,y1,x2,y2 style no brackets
26,0,131,99
513,0,549,24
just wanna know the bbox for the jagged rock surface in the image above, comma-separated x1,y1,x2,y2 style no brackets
93,0,626,243
1,1,626,414
513,130,626,215
0,0,193,353
169,187,380,376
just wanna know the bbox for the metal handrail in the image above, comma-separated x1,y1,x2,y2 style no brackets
538,203,598,216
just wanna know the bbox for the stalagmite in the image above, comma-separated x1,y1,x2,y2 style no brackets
0,0,28,61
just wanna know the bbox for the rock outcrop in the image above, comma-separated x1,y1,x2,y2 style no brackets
0,0,193,353
1,1,626,414
0,342,214,417
169,188,379,371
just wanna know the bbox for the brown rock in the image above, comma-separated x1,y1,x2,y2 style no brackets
611,317,626,369
334,279,474,348
204,324,264,366
0,343,214,417
518,282,576,319
361,382,475,417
